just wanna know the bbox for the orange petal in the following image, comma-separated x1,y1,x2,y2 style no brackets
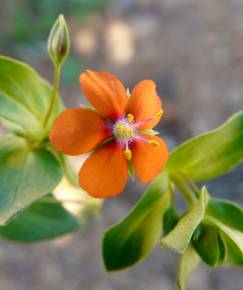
79,141,128,198
131,135,169,183
127,80,162,130
50,108,111,155
80,70,128,121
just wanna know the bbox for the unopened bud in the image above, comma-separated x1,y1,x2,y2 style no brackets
48,14,70,68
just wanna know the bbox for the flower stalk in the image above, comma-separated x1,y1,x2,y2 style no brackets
43,14,70,129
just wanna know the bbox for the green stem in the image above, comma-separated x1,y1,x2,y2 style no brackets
182,174,201,199
170,174,196,205
43,64,61,128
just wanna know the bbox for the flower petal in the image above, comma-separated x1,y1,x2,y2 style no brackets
131,135,169,183
80,70,128,121
79,141,128,198
127,80,162,130
50,108,111,155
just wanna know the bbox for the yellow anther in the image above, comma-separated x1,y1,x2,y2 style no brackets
127,113,134,123
149,139,159,147
127,128,133,137
157,109,164,118
124,149,132,160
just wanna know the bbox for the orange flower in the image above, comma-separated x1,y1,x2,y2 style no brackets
50,70,169,198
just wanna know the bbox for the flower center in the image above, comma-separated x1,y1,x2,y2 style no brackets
113,119,135,140
112,112,162,161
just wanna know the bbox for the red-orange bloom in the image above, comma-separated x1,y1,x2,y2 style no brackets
50,70,169,198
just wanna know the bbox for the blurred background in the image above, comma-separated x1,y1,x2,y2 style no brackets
0,0,243,289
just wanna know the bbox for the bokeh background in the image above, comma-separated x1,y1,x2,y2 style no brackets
0,0,243,289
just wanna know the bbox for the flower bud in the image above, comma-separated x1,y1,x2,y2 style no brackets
48,14,70,68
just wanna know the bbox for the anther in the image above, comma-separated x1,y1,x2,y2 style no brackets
149,139,159,147
124,149,132,160
127,128,133,137
127,113,134,123
156,109,164,118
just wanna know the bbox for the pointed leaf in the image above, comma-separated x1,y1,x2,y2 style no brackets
206,198,243,232
102,172,170,271
166,112,243,181
220,233,243,266
0,195,80,242
160,187,208,254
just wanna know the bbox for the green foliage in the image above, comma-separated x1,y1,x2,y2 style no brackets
0,135,62,225
102,172,170,271
205,199,243,267
192,224,222,267
0,195,80,242
206,198,243,232
166,112,243,181
163,207,179,236
0,56,61,139
177,244,200,290
160,187,208,254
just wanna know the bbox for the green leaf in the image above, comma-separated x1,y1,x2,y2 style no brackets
205,197,243,267
220,233,243,266
0,56,61,140
160,187,208,254
0,195,80,242
166,112,243,181
163,207,180,236
206,198,243,232
177,244,200,290
102,172,170,271
0,135,62,224
192,224,221,267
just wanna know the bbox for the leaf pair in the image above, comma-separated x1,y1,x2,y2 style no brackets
175,196,243,290
204,199,243,267
0,56,77,238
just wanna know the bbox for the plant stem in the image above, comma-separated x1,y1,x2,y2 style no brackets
43,64,61,128
170,174,196,205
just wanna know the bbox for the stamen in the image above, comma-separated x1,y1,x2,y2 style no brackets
149,139,159,147
127,128,133,137
124,149,132,160
127,113,134,123
156,109,164,118
133,108,164,129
